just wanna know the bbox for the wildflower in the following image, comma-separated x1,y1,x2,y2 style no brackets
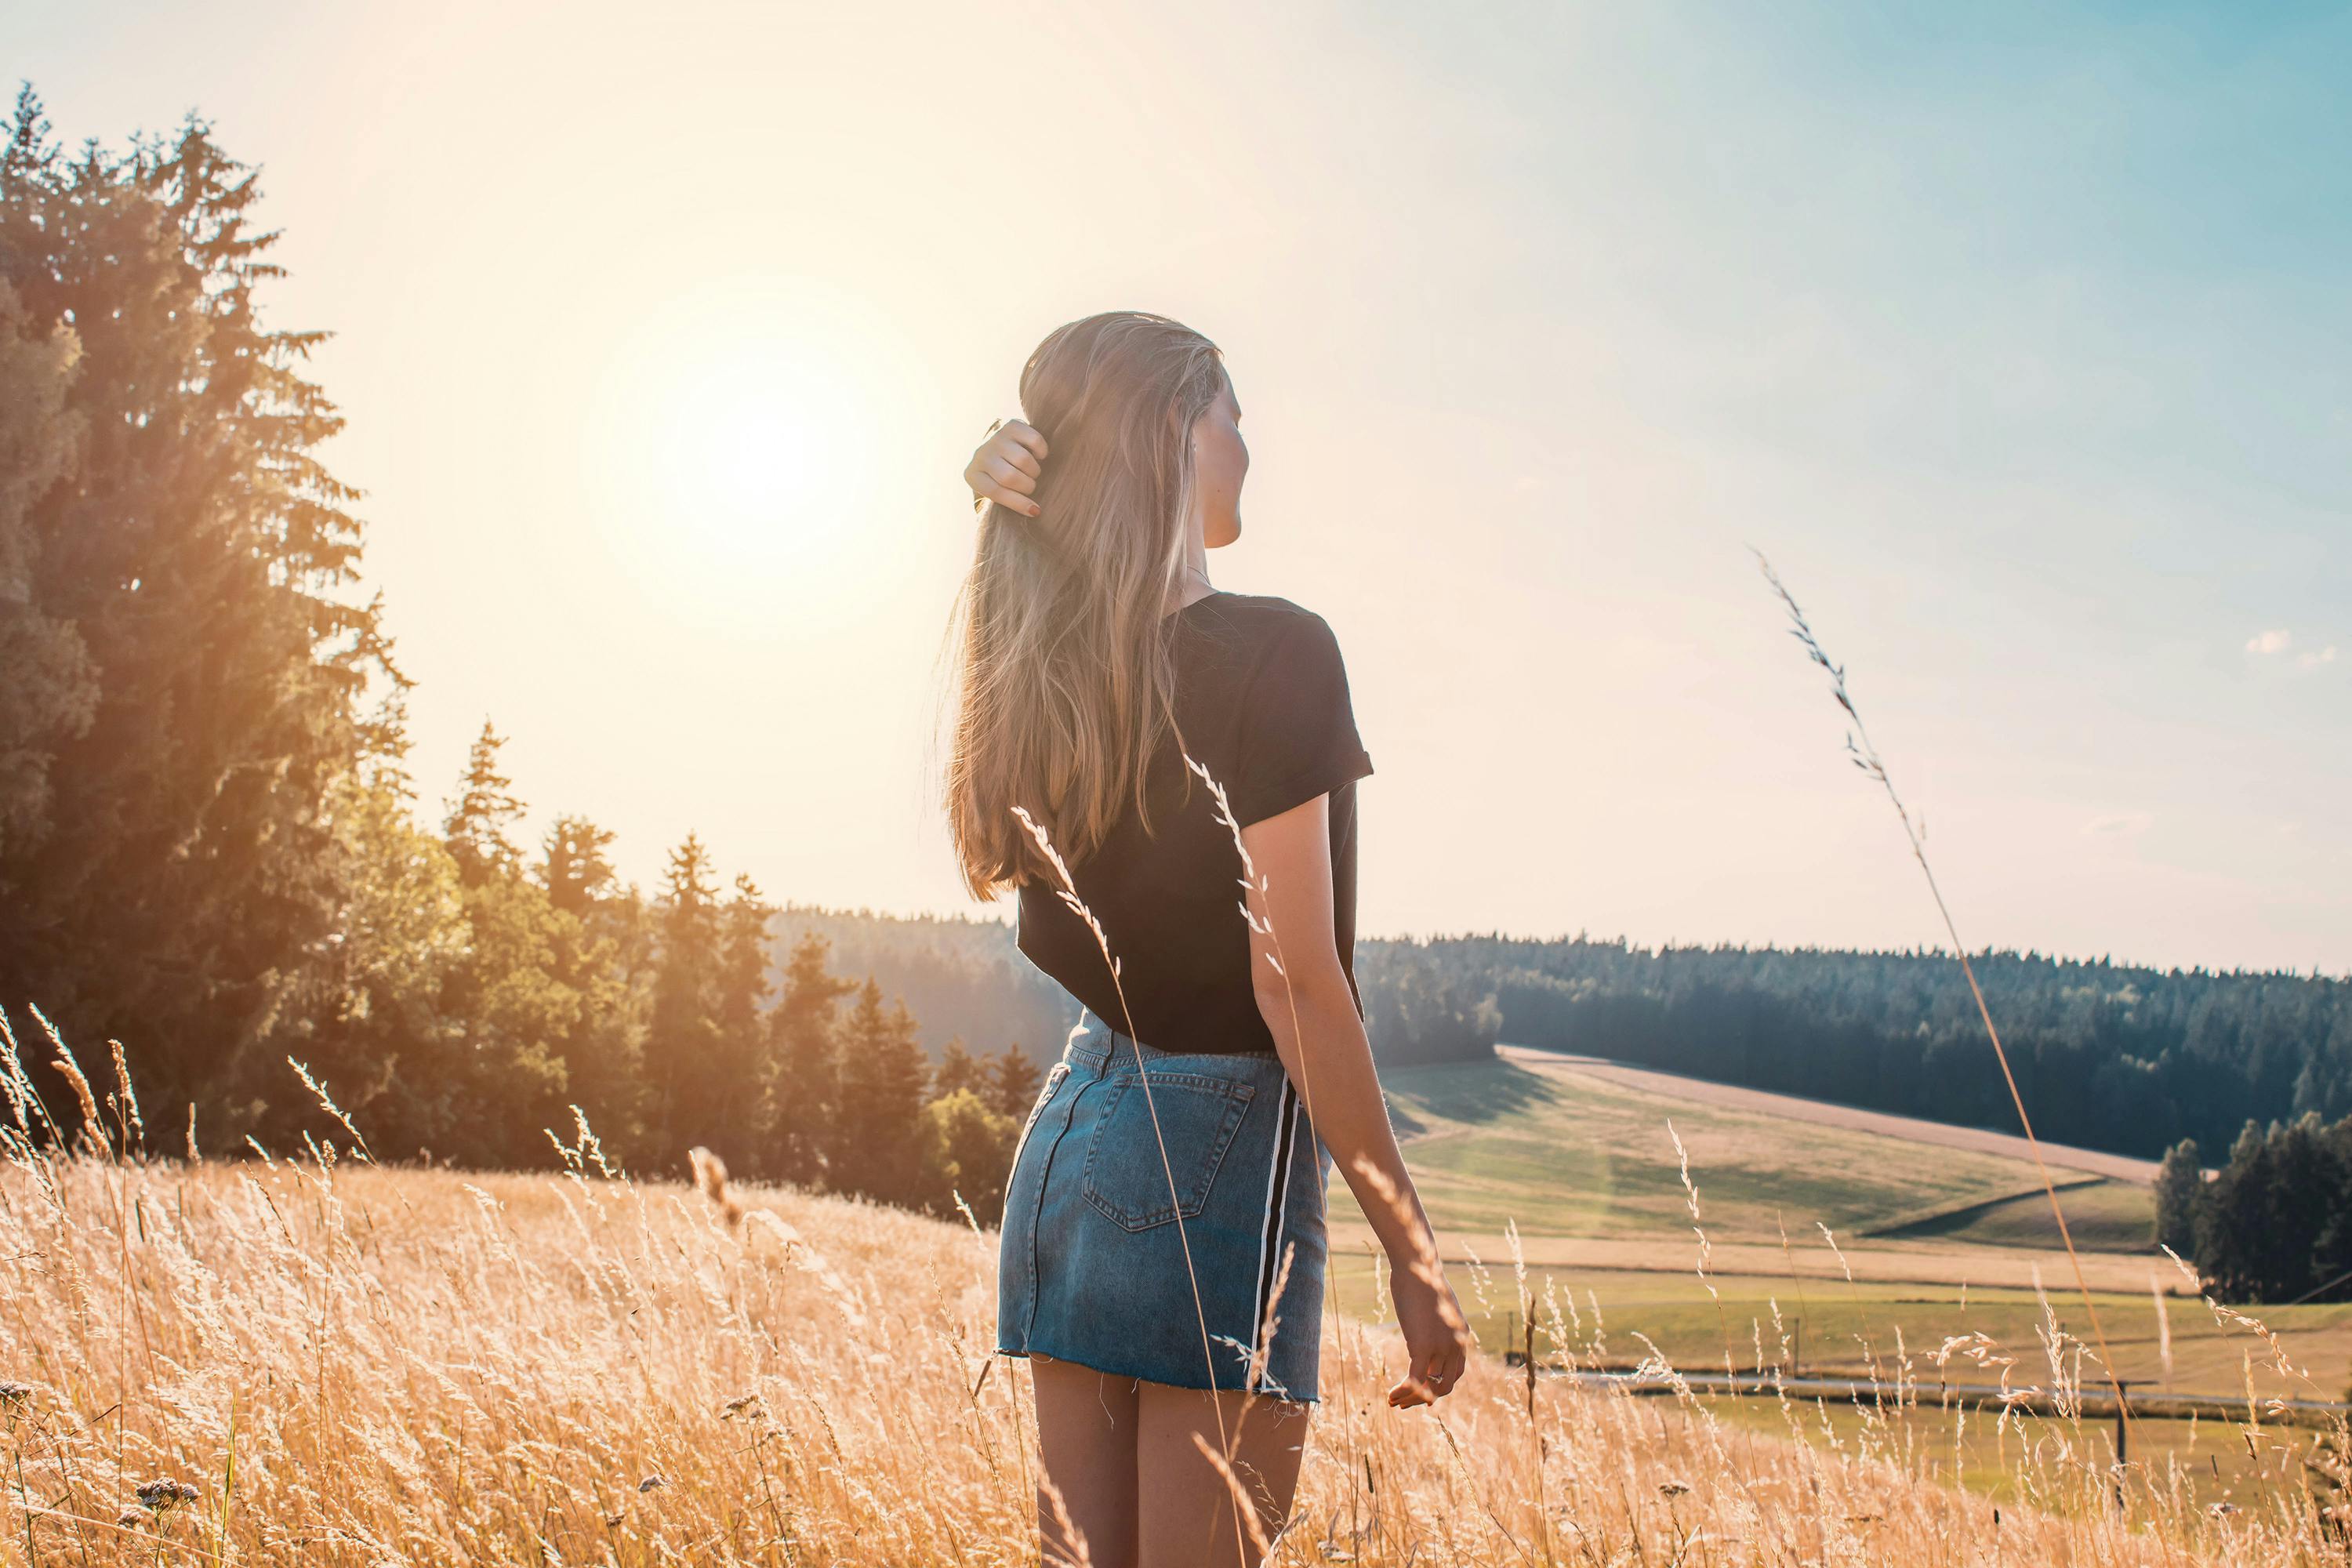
117,1508,143,1528
1658,1479,1692,1498
0,1381,31,1409
2209,1501,2240,1517
638,1475,665,1494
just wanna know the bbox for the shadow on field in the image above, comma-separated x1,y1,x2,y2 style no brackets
1387,1056,1556,1133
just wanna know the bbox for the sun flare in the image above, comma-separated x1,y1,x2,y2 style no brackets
582,277,908,630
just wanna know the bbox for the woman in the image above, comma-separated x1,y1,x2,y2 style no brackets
943,312,1468,1568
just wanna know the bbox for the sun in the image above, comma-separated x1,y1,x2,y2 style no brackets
633,331,861,546
582,278,906,630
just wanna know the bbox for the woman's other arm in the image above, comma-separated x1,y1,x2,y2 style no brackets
1240,793,1470,1407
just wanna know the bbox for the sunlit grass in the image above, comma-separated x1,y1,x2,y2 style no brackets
2,1038,2346,1564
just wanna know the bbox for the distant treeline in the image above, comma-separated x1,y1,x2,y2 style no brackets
772,907,1508,1073
1448,936,2347,1160
799,920,2349,1162
2156,1116,2352,1305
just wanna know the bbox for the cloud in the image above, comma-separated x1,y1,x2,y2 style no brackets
2245,630,2336,671
2083,811,2155,837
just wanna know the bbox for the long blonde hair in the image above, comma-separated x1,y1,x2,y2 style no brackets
944,312,1228,900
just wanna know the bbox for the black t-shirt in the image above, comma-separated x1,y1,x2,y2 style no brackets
1014,591,1374,1056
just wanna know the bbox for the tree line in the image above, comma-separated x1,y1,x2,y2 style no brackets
793,916,2348,1163
767,906,1510,1073
301,717,1047,1216
1375,935,2346,1160
2155,1116,2352,1306
0,93,1050,1215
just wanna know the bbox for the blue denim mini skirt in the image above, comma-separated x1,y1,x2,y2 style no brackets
997,1016,1333,1403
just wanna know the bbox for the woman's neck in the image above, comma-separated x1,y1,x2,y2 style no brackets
1171,521,1218,606
1166,564,1218,614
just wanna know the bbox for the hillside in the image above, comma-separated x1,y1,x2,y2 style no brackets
1357,1044,2156,1251
1323,1046,2352,1420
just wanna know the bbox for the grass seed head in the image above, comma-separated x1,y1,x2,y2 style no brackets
689,1145,744,1225
136,1477,199,1513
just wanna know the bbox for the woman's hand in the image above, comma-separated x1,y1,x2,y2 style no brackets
964,419,1048,517
1386,1253,1471,1408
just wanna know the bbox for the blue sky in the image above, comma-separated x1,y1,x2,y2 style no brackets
6,0,2346,974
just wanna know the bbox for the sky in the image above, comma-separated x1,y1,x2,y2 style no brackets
9,0,2347,976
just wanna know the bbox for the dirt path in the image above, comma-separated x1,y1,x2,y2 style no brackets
1494,1044,2159,1185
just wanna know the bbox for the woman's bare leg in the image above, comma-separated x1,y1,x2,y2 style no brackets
1030,1353,1143,1568
1135,1384,1311,1568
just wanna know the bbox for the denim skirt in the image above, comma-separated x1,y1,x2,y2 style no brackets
997,1016,1333,1403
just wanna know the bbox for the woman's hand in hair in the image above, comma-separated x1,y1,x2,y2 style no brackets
965,419,1048,517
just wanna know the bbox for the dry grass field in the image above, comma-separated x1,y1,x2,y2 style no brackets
3,1066,2349,1566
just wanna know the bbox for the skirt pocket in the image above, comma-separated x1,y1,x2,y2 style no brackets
1080,1072,1255,1232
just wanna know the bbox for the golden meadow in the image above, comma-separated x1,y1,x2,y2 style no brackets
3,1011,2347,1567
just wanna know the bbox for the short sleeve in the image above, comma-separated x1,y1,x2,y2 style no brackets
1227,612,1374,827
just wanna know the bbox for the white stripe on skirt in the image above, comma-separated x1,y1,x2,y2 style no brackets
1248,1076,1301,1391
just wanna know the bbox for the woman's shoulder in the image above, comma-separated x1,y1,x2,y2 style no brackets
1195,591,1337,647
1185,593,1352,702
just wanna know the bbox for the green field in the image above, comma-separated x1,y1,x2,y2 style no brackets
1367,1051,2147,1244
1324,1049,2352,1416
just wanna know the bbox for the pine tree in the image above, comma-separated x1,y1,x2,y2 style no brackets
645,833,721,1170
540,815,618,919
988,1045,1044,1123
533,815,646,1163
422,739,578,1165
0,272,95,859
0,90,390,1128
699,873,775,1171
933,1036,989,1099
444,720,524,888
2152,1137,2203,1257
770,931,853,1188
833,979,929,1205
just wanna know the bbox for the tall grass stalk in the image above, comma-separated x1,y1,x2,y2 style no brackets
1756,550,2139,1445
